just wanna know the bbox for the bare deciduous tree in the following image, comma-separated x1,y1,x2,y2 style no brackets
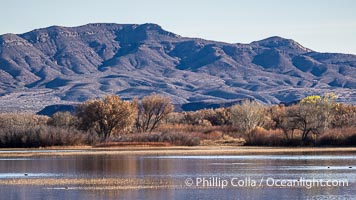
230,100,266,140
269,105,297,141
48,112,78,128
76,95,137,139
135,95,174,132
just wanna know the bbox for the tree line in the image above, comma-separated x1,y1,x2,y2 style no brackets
75,94,174,139
0,93,355,147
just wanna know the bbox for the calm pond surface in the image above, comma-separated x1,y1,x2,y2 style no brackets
0,151,355,200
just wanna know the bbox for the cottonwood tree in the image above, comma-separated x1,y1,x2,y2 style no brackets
135,94,174,132
331,103,356,128
48,112,78,128
230,100,266,140
76,95,137,139
288,93,337,142
269,105,297,141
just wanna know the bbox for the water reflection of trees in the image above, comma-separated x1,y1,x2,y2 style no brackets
1,153,354,199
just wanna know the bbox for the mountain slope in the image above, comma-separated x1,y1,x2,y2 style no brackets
0,23,355,112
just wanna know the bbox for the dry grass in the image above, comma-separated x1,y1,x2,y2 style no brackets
158,124,237,135
0,126,97,148
0,177,180,190
112,132,201,146
0,113,98,147
94,141,171,147
157,124,216,137
318,127,356,146
246,128,294,146
243,127,356,147
154,124,243,145
201,135,246,146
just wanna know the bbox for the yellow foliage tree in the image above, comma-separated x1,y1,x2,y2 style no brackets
292,93,337,141
300,95,322,104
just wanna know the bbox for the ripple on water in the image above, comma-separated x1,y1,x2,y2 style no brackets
0,150,85,153
143,155,356,160
0,173,61,179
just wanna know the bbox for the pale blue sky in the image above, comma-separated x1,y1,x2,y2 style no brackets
1,0,355,54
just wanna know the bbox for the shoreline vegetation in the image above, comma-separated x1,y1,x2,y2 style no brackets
0,94,355,148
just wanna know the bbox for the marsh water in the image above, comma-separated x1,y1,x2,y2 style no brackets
0,150,355,200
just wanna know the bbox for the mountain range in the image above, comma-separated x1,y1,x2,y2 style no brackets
0,23,355,112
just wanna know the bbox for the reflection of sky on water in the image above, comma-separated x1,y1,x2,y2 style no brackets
0,173,61,178
0,151,354,199
143,155,356,160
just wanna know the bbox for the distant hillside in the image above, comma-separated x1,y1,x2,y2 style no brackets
0,23,355,112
